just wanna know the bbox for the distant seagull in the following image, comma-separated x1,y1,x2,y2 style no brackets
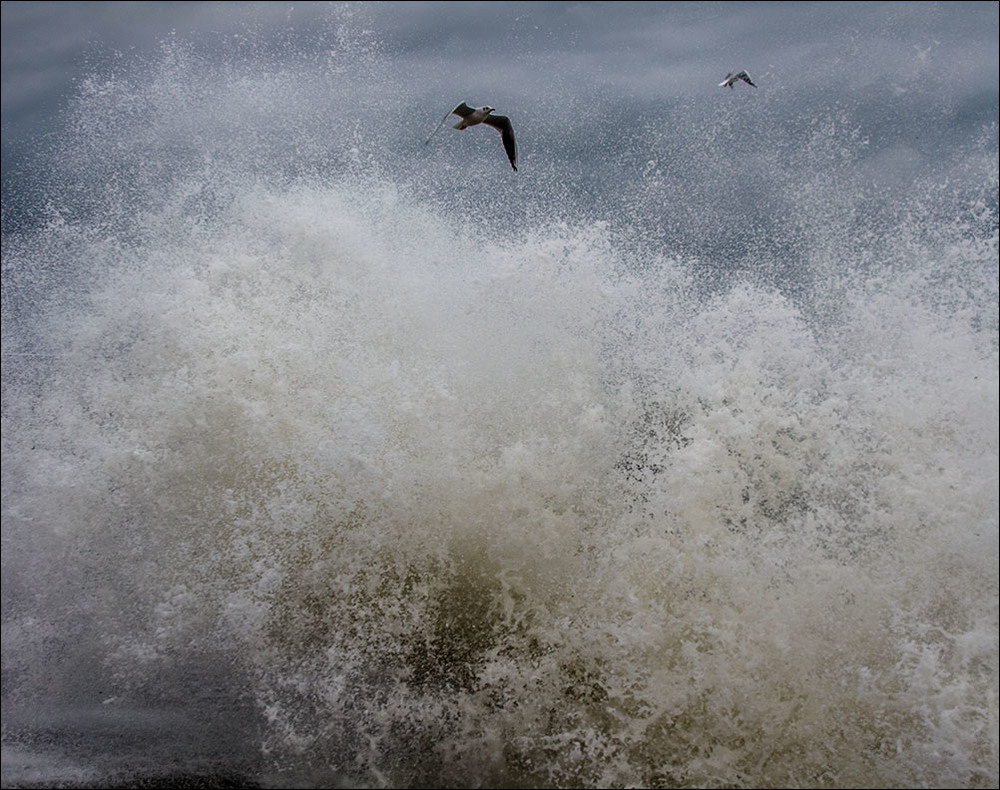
719,70,757,89
425,102,518,171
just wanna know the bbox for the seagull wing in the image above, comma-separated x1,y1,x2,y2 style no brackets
426,101,476,145
483,114,518,171
719,73,735,87
737,71,757,87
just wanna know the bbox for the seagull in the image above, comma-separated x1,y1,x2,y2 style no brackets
719,70,757,89
425,102,518,171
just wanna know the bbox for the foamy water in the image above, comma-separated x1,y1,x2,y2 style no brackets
2,26,997,790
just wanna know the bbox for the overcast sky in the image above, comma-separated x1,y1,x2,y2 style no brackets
3,1,997,138
2,1,997,245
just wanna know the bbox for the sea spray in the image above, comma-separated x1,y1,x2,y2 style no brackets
2,23,997,790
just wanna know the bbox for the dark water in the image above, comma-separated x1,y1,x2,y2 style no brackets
2,13,997,789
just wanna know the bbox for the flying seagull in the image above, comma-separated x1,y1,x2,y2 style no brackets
425,102,518,171
719,71,757,89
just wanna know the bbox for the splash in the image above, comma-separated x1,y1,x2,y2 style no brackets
2,21,997,790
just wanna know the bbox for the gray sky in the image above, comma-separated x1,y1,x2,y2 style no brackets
2,1,997,246
3,1,997,137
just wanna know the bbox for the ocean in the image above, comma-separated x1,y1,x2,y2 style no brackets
2,19,998,790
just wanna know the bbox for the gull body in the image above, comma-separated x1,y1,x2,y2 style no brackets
719,70,757,89
426,101,518,171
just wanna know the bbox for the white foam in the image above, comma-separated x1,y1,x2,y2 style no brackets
2,31,996,789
